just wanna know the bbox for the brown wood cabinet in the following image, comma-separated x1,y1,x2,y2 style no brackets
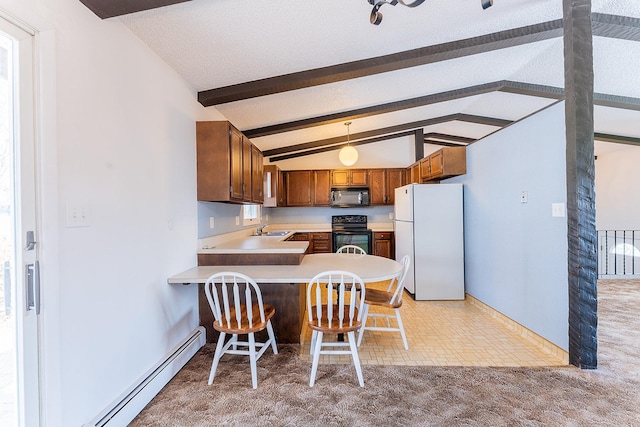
309,232,332,253
196,121,263,203
373,231,394,259
287,232,332,254
263,165,285,207
229,125,244,200
313,170,331,206
331,169,368,187
284,171,313,207
283,170,331,207
287,232,309,242
369,168,405,205
410,163,420,184
251,145,263,203
368,169,386,205
408,146,467,184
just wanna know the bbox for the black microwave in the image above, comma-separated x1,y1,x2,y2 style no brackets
330,188,370,207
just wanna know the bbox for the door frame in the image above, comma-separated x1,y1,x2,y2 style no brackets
0,11,42,427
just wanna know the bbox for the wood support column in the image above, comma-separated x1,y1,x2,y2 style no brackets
563,0,598,369
414,128,424,161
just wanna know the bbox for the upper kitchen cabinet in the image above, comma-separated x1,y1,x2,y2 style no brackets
251,145,264,203
263,165,285,207
410,163,420,184
331,169,368,187
196,121,263,203
386,168,404,205
284,170,313,207
426,147,466,182
313,170,331,206
369,168,404,205
284,170,331,207
409,146,467,184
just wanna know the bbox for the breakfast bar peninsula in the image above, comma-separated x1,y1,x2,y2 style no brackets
168,253,403,343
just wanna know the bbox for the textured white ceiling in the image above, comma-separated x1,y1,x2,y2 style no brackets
115,0,640,169
120,0,563,90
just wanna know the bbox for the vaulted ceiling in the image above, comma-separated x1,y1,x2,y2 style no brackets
79,0,640,168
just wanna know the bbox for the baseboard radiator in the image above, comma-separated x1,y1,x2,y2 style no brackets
83,326,206,427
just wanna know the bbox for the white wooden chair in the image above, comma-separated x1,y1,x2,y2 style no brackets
336,244,366,254
357,255,411,350
204,272,278,389
307,271,366,387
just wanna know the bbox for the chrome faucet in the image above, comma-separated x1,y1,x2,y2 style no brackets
256,224,268,235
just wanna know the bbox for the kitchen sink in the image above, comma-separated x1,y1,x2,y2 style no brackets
253,230,291,237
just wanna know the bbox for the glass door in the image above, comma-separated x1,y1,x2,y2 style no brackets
0,15,41,427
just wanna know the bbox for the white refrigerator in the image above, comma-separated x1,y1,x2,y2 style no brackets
394,183,464,300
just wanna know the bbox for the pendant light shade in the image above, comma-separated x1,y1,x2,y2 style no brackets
339,122,358,166
339,145,359,166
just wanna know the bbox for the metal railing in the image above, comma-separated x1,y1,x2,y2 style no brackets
598,230,640,277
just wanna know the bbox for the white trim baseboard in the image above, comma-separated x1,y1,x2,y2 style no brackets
83,327,206,427
466,294,569,364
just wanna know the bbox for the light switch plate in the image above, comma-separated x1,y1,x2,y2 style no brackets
552,203,565,217
66,204,91,228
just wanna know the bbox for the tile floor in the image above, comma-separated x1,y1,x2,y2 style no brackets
299,281,567,367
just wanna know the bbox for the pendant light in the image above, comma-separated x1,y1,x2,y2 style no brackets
339,121,358,166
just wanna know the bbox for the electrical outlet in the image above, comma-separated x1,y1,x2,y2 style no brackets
389,212,394,220
520,191,528,204
235,216,240,225
209,216,215,228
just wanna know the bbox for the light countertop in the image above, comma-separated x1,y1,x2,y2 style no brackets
197,222,394,255
169,253,402,284
199,234,308,254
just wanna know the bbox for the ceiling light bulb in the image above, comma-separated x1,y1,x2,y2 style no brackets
339,145,359,166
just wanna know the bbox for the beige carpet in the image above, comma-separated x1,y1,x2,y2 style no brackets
130,279,640,426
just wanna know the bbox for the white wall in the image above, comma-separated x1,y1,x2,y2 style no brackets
1,0,223,425
595,144,640,230
268,135,417,170
447,101,569,350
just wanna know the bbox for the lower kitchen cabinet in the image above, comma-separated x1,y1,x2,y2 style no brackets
286,232,332,254
373,231,394,259
309,232,332,253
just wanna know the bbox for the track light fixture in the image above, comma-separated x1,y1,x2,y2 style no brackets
368,0,493,25
368,0,426,25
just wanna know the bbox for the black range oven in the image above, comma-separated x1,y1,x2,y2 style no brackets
331,215,372,254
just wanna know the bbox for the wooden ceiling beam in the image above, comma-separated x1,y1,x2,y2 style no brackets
245,81,560,138
198,20,564,107
424,140,469,147
79,0,191,19
423,133,476,144
268,131,416,162
244,82,504,138
592,14,640,42
263,114,510,158
594,132,640,146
